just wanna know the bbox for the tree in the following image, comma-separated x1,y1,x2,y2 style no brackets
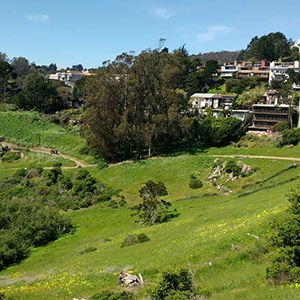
238,32,293,61
71,64,83,71
82,46,190,161
10,57,30,77
271,76,295,129
0,61,16,101
131,180,177,225
14,74,59,112
82,52,133,160
73,76,86,101
0,52,9,62
198,113,244,147
236,85,267,108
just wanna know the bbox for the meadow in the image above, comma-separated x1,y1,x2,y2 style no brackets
1,111,300,299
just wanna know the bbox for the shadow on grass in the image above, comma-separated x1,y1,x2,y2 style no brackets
237,163,300,198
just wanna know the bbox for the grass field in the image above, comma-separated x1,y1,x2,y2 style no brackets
1,111,300,299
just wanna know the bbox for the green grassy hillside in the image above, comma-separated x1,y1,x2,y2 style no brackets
1,111,300,299
0,110,95,164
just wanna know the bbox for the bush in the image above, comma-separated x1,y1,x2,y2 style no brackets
149,267,198,300
267,189,300,284
273,121,290,132
121,233,150,248
225,159,242,177
0,151,20,163
281,128,300,146
189,175,203,189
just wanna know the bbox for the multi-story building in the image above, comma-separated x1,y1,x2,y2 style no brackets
220,60,270,79
268,61,300,84
247,104,291,131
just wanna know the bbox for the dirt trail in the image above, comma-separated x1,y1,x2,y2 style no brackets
211,154,300,162
2,142,96,169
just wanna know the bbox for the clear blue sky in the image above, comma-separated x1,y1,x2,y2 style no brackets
1,0,299,69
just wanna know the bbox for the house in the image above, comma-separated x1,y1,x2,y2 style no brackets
190,93,215,110
47,70,91,84
236,61,270,79
268,61,300,84
247,104,291,131
190,93,237,110
220,63,239,78
220,60,270,79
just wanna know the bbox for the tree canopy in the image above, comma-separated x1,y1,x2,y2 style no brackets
238,32,294,62
82,48,192,161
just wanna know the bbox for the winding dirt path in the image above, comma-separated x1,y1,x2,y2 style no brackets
30,146,97,168
2,142,97,169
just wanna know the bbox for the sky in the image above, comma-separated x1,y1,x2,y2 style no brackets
1,0,299,69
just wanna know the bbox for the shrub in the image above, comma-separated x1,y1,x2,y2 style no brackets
149,267,198,300
225,159,242,177
1,151,20,163
189,175,203,189
281,128,300,146
121,233,150,248
267,189,300,284
273,121,290,132
72,168,97,197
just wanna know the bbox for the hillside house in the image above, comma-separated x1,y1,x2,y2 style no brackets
268,61,300,84
48,70,91,84
247,104,291,131
190,93,237,110
220,60,270,79
220,64,239,78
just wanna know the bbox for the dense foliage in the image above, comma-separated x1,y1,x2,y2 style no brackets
0,165,119,270
0,54,74,113
267,189,300,284
149,267,202,300
280,128,300,146
198,113,244,147
82,49,193,161
238,32,295,61
0,168,74,270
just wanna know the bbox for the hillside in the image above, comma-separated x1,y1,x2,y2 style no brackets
1,111,300,299
190,50,240,65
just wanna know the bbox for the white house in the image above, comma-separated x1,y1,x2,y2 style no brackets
268,61,300,84
220,64,239,78
47,70,90,84
190,93,215,110
190,93,237,110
